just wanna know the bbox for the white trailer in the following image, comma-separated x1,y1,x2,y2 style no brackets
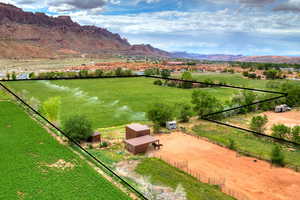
166,121,177,130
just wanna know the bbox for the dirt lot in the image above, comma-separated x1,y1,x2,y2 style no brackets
153,132,300,200
263,110,300,131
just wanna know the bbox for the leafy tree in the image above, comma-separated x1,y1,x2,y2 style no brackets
271,124,291,139
231,91,256,113
147,103,173,127
115,67,123,76
63,115,93,142
6,73,10,80
264,69,282,79
191,90,224,119
79,70,88,78
181,71,193,88
280,83,300,107
123,69,132,76
250,115,268,133
95,69,103,77
153,79,163,86
29,72,36,79
41,97,61,123
12,72,17,80
271,145,285,166
160,69,171,78
292,126,300,143
179,104,193,122
228,139,236,150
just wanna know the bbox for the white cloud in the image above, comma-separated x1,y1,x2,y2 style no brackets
273,0,300,12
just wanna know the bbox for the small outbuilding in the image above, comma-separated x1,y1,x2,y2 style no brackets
275,104,291,113
88,132,101,143
126,124,150,140
124,135,160,154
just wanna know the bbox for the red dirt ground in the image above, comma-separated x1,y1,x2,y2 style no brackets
154,132,300,200
263,110,300,130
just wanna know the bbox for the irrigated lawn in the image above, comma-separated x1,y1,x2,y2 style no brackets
193,120,300,168
0,101,130,200
4,77,237,128
135,158,235,200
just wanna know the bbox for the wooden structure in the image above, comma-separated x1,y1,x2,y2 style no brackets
125,124,150,140
88,132,101,143
124,135,160,154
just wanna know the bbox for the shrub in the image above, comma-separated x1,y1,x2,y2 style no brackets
181,71,193,89
179,104,193,122
292,126,300,143
63,115,93,142
271,145,285,166
147,103,173,127
153,79,163,86
95,69,103,77
12,72,17,80
41,97,61,123
271,124,291,139
29,72,36,79
100,141,108,148
228,139,236,150
250,115,268,133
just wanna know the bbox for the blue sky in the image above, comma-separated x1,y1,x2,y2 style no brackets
2,0,300,56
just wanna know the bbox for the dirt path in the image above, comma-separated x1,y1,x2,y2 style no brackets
154,132,300,200
263,111,300,130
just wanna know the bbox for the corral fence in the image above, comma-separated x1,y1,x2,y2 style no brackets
155,154,251,200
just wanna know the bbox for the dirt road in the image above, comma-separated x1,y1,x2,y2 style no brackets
154,132,300,200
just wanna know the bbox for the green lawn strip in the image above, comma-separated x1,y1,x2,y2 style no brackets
192,121,300,168
0,101,130,200
135,158,235,200
4,78,235,128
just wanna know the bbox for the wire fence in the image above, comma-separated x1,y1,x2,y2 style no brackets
155,154,251,200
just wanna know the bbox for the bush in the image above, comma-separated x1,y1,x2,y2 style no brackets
271,124,291,139
153,79,163,86
41,97,61,123
147,103,173,127
179,104,193,122
250,115,268,133
100,141,108,148
228,139,236,150
63,115,93,142
181,72,193,89
271,145,285,166
292,126,300,143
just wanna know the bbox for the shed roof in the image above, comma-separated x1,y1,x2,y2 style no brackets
92,132,101,136
125,135,158,147
126,123,149,132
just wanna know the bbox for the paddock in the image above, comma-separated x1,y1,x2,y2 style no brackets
153,132,300,200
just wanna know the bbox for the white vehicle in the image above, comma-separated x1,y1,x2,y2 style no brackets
275,104,291,113
166,121,177,130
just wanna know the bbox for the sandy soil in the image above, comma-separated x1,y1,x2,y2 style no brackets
263,110,300,130
154,132,300,200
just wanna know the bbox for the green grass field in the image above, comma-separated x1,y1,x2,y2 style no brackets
0,101,130,200
3,77,237,128
135,158,234,200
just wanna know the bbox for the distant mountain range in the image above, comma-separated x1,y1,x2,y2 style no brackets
171,52,300,64
0,3,299,64
0,3,169,59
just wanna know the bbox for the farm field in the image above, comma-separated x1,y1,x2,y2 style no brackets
174,72,300,89
0,101,130,200
3,77,237,128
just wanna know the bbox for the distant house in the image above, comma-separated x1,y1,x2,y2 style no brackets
17,73,29,80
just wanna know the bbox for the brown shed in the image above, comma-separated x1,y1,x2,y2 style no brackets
125,124,150,140
124,135,159,154
88,132,101,143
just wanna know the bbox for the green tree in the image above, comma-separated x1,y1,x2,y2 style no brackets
147,103,173,127
181,71,193,89
63,115,93,142
153,79,163,86
179,104,193,122
160,69,171,78
79,70,88,78
292,126,300,143
12,72,17,80
29,72,36,79
115,67,123,76
95,69,103,77
41,97,61,123
6,73,10,80
191,90,223,119
271,145,285,166
264,69,281,80
271,124,291,139
250,115,268,133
